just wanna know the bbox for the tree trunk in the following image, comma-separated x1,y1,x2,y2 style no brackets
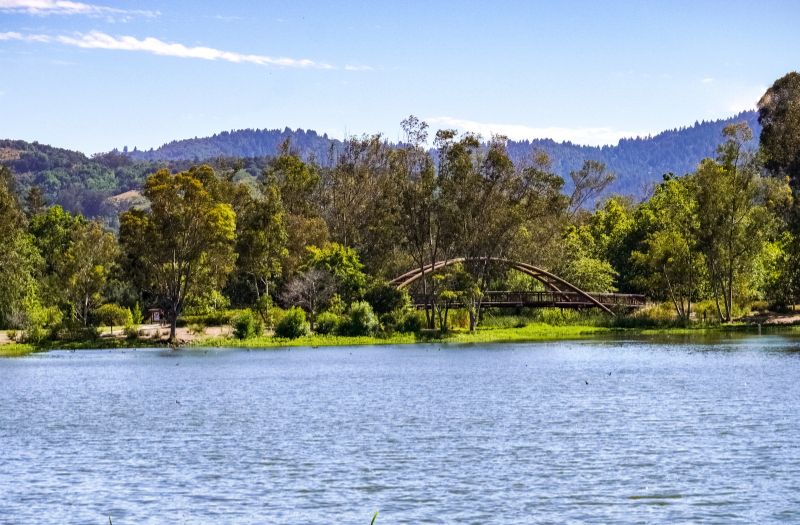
168,310,178,345
726,268,734,323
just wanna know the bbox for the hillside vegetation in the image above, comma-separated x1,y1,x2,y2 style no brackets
1,111,759,222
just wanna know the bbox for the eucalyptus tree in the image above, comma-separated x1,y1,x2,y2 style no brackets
119,167,237,343
758,71,800,182
234,174,287,302
265,141,329,277
321,134,400,275
393,116,444,328
60,220,119,325
632,175,704,322
0,166,42,328
695,123,778,321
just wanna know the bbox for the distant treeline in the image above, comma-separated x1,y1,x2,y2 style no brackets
0,111,759,223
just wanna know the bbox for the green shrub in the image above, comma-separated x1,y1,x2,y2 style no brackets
339,301,379,336
255,294,278,328
23,326,47,344
270,306,287,328
275,307,309,339
399,310,425,333
178,309,241,327
187,322,206,336
94,303,133,334
315,311,341,335
232,310,263,339
124,324,139,340
131,302,144,325
365,283,409,314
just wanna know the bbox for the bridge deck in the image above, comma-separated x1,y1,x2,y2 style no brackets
411,290,646,309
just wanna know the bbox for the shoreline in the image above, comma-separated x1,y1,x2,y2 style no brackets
3,322,799,357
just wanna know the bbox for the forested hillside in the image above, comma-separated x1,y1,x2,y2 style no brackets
0,111,759,222
126,127,340,163
505,111,760,196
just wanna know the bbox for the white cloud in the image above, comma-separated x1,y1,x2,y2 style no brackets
0,30,50,42
0,30,342,69
0,0,158,19
425,116,647,147
701,77,714,84
344,64,372,71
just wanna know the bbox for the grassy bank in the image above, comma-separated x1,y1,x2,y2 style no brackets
194,319,800,349
0,344,37,357
5,315,800,356
194,322,616,349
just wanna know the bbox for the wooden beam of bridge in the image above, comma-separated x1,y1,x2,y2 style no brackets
391,257,626,315
409,290,646,310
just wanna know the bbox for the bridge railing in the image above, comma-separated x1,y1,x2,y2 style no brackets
410,290,646,308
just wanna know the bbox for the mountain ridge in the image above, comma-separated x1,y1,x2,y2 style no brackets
0,110,760,220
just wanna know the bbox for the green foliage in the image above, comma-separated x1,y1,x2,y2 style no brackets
131,302,143,325
253,294,277,327
556,226,618,291
305,242,367,302
0,167,44,329
314,311,341,335
758,72,800,181
275,307,309,339
232,310,264,340
94,303,132,334
365,283,409,314
124,324,139,340
183,290,231,316
399,310,425,333
631,175,704,321
178,309,240,327
20,299,63,343
338,301,379,336
234,171,287,302
119,166,237,342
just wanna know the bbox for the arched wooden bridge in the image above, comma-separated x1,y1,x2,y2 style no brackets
390,257,645,315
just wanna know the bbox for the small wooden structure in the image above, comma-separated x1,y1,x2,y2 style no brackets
146,308,165,324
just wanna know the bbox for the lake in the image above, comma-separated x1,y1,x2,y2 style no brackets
1,336,799,524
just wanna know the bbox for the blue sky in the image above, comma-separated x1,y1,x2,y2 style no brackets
0,0,798,153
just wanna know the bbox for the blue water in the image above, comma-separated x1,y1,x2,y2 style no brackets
1,337,800,524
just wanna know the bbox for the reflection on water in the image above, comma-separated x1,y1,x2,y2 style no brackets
1,336,800,524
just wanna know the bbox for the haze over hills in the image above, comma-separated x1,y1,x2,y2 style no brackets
0,110,760,221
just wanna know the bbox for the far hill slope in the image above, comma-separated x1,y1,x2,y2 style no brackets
0,111,761,222
125,111,760,197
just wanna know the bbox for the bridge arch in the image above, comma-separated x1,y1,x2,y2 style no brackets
390,257,617,315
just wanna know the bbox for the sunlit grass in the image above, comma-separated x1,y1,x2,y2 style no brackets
193,322,614,349
0,344,37,357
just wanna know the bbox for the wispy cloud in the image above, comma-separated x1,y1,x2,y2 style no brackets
0,0,158,19
426,116,646,146
0,30,346,69
701,77,714,84
344,64,372,71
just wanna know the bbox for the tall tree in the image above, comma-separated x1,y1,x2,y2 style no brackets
266,143,329,277
119,167,237,342
59,221,119,325
695,123,775,321
632,176,704,322
758,72,800,182
0,166,42,328
393,116,443,328
234,174,288,302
